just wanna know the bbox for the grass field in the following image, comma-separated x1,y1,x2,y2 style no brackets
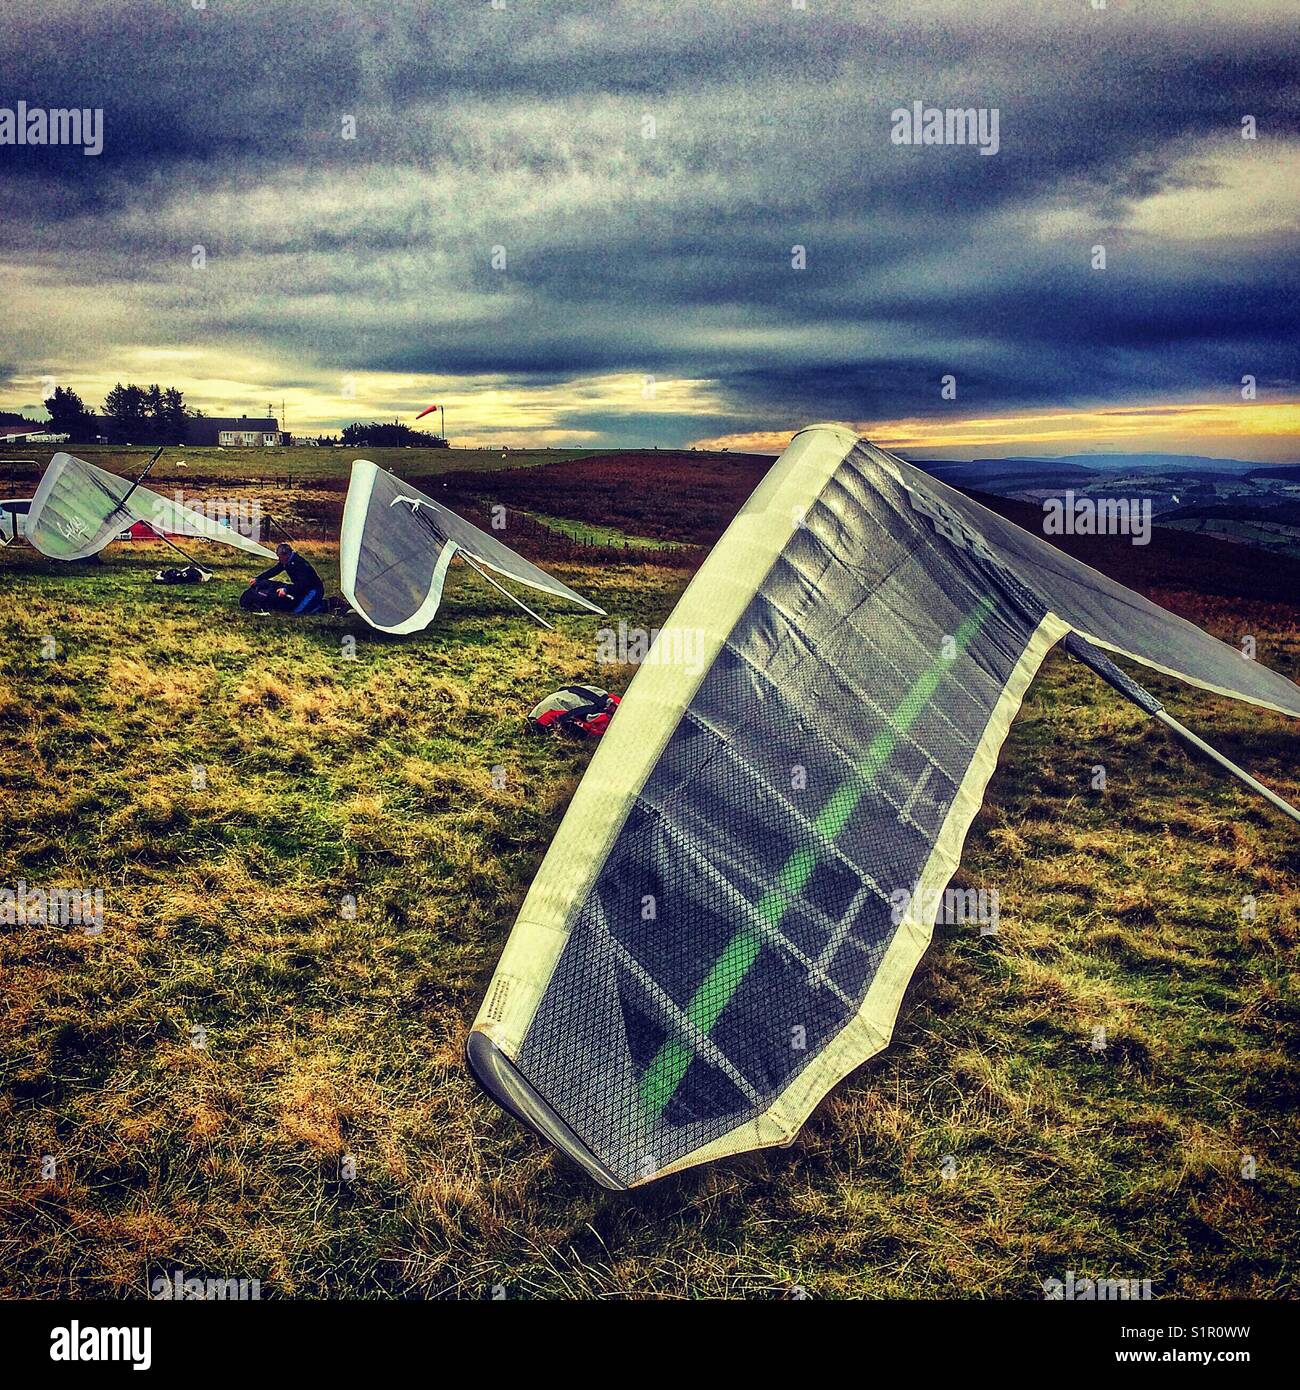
1,443,753,490
517,511,689,551
1,489,1299,1298
1,445,764,549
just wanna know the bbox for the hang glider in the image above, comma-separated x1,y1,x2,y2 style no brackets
468,424,1300,1189
339,458,604,633
26,452,274,563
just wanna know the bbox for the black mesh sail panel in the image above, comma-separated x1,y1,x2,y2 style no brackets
469,426,1300,1188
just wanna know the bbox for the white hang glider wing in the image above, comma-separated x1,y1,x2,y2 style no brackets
339,459,605,633
468,424,1300,1189
26,452,274,561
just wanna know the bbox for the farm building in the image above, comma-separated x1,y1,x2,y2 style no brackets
185,415,283,447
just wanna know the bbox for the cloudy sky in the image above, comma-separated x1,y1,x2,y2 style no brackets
2,0,1297,457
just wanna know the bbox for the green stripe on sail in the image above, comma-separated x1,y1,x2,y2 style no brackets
639,594,997,1120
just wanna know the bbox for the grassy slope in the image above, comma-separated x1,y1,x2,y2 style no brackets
1,444,759,491
2,446,768,547
517,511,689,551
1,534,1298,1298
1,444,596,483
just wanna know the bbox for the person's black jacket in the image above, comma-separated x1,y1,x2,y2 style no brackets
254,550,323,593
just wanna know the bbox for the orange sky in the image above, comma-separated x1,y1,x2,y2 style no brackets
695,400,1300,460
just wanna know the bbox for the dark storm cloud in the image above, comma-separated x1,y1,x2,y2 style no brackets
1,0,1298,440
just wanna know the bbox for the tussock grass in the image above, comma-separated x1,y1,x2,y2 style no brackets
0,539,1297,1299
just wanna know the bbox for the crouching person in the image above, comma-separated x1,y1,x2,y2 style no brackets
248,542,326,615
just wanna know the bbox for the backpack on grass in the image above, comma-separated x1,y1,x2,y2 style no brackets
528,686,621,738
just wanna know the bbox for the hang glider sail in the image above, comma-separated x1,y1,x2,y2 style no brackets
26,452,274,562
468,424,1300,1189
339,459,604,633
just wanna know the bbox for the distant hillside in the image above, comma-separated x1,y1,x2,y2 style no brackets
965,488,1300,608
437,450,773,547
1033,452,1281,474
1163,500,1300,526
910,451,1293,476
918,459,1099,491
1247,464,1300,483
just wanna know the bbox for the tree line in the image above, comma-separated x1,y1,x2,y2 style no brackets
41,384,204,444
18,393,449,448
340,420,447,448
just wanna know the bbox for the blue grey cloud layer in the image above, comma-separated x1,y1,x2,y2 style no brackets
2,0,1297,439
